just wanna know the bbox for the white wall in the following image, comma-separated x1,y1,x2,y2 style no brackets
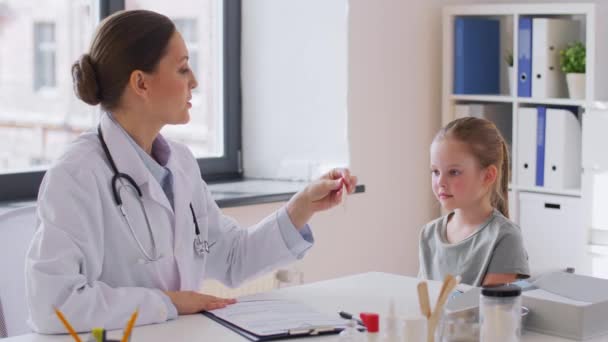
231,0,443,283
241,0,350,181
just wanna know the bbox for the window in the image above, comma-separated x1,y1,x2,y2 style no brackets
126,1,237,173
0,0,242,201
173,18,199,78
33,22,57,91
168,16,220,158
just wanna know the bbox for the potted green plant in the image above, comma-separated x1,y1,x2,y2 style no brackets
505,50,514,95
560,42,586,99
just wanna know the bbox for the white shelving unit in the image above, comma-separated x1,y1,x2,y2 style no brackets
442,3,596,275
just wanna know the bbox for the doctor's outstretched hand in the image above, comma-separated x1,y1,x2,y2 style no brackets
286,168,358,229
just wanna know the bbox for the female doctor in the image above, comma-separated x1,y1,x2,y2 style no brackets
25,9,357,333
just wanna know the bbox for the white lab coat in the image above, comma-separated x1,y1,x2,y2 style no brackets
26,114,307,333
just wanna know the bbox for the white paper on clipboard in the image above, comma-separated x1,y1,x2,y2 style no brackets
208,297,348,336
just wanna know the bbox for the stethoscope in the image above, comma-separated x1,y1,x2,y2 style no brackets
97,124,214,262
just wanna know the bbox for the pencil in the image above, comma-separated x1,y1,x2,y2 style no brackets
120,309,138,342
53,307,83,342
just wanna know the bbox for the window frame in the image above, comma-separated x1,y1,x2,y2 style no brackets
0,0,242,202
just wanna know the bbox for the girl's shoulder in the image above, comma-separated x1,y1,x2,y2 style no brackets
420,213,450,241
488,210,523,237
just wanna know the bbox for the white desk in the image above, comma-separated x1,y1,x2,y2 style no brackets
6,272,608,341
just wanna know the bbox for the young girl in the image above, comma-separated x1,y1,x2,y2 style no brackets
418,117,529,286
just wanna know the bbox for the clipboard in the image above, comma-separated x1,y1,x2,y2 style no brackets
200,299,347,341
202,311,343,341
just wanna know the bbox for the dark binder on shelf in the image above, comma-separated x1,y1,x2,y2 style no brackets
518,16,533,97
201,299,347,341
453,17,500,95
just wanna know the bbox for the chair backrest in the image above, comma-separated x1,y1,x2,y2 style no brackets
0,205,37,337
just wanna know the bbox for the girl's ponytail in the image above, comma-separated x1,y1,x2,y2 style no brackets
494,139,510,218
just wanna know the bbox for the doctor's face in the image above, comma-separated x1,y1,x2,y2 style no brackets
146,31,198,125
430,138,490,212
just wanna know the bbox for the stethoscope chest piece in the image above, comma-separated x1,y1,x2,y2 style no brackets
194,235,206,256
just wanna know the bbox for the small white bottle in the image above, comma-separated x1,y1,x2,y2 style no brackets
360,312,380,342
402,316,427,342
381,299,399,342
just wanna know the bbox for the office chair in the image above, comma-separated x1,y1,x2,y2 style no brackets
0,205,37,337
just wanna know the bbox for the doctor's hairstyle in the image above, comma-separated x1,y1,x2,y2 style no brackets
433,117,510,218
71,10,176,111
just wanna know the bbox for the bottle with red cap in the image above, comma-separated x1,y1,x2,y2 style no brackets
360,312,380,342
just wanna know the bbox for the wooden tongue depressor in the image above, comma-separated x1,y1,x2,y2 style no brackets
417,281,431,319
427,274,458,342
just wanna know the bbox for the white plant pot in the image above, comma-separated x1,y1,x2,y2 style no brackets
508,66,515,95
566,73,586,100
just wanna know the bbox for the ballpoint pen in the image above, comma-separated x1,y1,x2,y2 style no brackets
339,311,365,327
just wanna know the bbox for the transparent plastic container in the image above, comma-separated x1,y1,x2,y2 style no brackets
435,309,478,342
479,284,522,342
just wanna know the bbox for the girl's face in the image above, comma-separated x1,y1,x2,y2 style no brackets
145,31,198,125
430,138,493,211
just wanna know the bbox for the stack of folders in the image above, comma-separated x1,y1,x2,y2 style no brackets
518,17,580,98
517,107,581,189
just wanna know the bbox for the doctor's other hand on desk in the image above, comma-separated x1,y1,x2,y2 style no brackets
24,9,358,334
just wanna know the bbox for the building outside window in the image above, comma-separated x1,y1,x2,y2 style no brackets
0,0,241,201
173,18,199,80
33,22,56,91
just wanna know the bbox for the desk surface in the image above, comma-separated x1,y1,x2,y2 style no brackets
7,272,608,341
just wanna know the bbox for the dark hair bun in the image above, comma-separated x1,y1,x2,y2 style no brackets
71,54,101,106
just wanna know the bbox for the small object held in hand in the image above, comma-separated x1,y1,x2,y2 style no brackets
338,176,348,209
